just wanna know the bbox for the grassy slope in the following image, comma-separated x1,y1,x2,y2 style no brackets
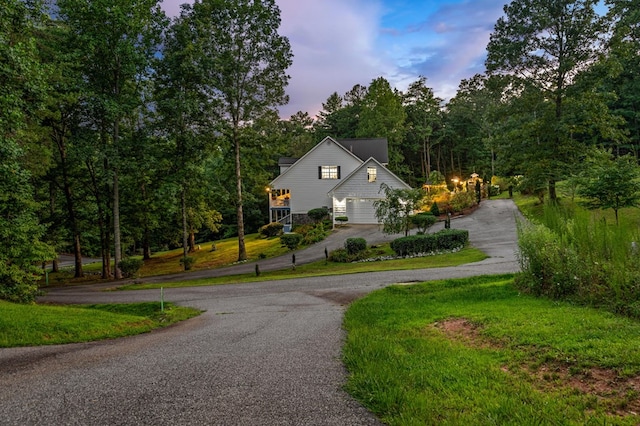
0,301,201,348
344,275,640,425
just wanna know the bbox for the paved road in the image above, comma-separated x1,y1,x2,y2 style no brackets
0,199,522,425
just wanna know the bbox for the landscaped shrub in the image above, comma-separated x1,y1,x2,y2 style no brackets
435,229,469,250
179,256,196,271
329,248,350,263
345,237,367,255
259,222,284,238
118,258,144,278
390,229,468,256
335,216,349,224
390,234,437,256
429,202,440,217
307,207,329,222
411,212,437,233
450,191,475,213
302,222,329,244
280,233,303,250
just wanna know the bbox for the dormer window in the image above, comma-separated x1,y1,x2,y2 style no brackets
367,167,377,183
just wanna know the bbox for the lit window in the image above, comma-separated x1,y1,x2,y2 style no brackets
367,167,377,182
320,165,339,179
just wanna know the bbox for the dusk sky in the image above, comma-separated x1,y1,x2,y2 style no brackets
159,0,511,118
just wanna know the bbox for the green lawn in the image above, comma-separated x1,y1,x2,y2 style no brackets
0,300,201,348
343,274,640,425
118,246,487,290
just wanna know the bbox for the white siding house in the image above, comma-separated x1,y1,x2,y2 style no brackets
268,137,412,227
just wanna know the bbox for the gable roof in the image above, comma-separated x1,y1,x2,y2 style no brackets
270,136,363,186
328,157,411,195
336,138,389,164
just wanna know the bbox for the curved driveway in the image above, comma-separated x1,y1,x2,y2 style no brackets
0,199,521,425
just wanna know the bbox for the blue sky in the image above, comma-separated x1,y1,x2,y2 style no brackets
161,0,510,118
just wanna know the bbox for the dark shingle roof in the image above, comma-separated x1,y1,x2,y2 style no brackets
336,138,389,164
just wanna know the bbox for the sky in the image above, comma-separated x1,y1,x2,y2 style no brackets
160,0,510,119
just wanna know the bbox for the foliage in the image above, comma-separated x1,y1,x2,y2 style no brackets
390,229,468,256
429,201,440,217
307,207,329,222
410,212,437,233
301,223,329,245
280,233,303,251
450,191,476,213
344,238,367,255
0,0,55,302
578,149,640,225
374,183,424,236
328,248,351,263
259,222,284,238
117,258,144,278
187,0,293,262
179,256,196,271
516,201,640,317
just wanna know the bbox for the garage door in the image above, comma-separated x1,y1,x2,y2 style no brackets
346,198,380,224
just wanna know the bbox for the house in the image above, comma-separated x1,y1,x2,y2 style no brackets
268,136,412,229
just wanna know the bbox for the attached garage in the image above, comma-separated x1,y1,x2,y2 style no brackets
346,198,379,224
329,157,412,226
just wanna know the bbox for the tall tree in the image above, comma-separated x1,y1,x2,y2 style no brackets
0,0,54,302
189,0,293,261
58,0,166,278
404,76,442,184
486,0,605,200
155,5,216,267
356,77,407,174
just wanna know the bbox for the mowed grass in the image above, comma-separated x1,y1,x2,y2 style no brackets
0,300,201,347
343,275,640,425
45,233,289,285
119,246,487,290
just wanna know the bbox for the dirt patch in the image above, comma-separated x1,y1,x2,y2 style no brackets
432,317,640,417
308,290,368,306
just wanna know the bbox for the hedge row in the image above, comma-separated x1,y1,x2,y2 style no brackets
390,229,469,256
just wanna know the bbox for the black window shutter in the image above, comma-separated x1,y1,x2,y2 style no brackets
337,166,341,179
318,166,322,179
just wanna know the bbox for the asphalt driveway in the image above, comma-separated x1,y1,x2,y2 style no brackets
0,199,522,425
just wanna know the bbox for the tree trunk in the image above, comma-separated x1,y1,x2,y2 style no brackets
188,232,196,252
181,186,188,268
235,129,247,261
112,166,122,279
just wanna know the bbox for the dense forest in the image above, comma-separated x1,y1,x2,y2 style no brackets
1,0,639,301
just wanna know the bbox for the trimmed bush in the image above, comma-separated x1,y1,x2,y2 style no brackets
308,207,329,222
435,229,469,250
429,202,440,217
345,237,367,255
335,216,348,224
118,258,144,278
259,222,284,238
390,229,468,256
411,212,437,233
280,233,303,250
390,234,437,256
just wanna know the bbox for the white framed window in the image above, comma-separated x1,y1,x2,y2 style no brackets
367,167,377,182
319,165,340,179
